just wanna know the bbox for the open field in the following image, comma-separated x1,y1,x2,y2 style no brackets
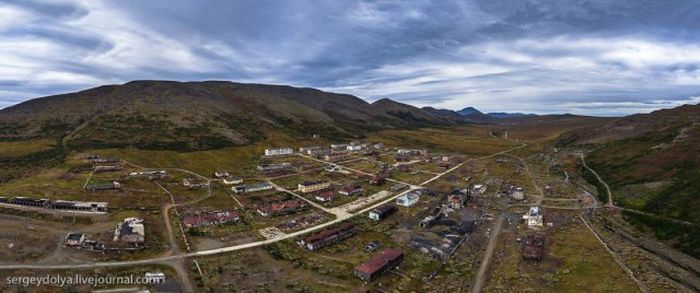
483,210,639,292
0,139,57,158
367,128,518,156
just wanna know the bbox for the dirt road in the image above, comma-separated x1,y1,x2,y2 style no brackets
471,211,506,293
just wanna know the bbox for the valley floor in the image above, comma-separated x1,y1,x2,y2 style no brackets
0,125,697,292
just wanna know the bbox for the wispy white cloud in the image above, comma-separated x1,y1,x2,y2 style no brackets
324,36,700,115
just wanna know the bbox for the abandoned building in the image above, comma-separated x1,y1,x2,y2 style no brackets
339,185,364,196
367,173,387,185
128,170,166,180
522,234,545,261
368,205,397,221
419,215,438,228
410,237,449,259
299,146,329,156
419,206,446,228
214,171,230,178
390,184,407,192
264,147,293,156
52,200,108,213
354,248,404,281
86,181,121,191
298,181,331,193
298,223,357,251
8,197,49,208
508,186,525,200
65,233,85,246
396,148,426,156
523,206,544,227
222,176,243,185
347,144,362,152
330,143,349,152
299,146,319,153
276,213,326,231
89,156,121,164
472,184,487,195
447,192,465,209
232,182,273,193
181,210,240,229
113,217,145,244
396,190,421,207
93,165,121,173
182,178,208,189
7,197,108,213
323,154,345,162
257,198,308,217
257,162,293,173
315,191,334,202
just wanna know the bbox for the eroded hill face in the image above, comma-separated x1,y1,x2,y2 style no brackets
0,81,472,151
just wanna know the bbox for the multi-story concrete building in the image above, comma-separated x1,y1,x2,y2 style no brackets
396,191,420,207
368,205,396,221
523,206,543,227
264,147,293,156
298,181,331,193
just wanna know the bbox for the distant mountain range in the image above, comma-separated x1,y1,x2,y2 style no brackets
456,107,537,119
0,80,506,150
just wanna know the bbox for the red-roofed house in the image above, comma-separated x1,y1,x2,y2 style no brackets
354,248,404,281
257,198,308,217
298,223,356,251
315,191,334,202
182,210,240,229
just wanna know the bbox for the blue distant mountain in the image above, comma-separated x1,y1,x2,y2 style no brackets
487,112,538,119
456,107,537,119
456,107,483,116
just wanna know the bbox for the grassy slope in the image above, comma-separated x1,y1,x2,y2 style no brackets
587,125,700,223
0,81,469,152
585,125,700,258
367,127,518,156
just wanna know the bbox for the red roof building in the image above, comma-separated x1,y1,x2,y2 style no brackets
315,191,335,202
298,223,356,251
522,234,545,261
257,198,308,217
368,174,386,185
354,248,404,281
182,210,240,229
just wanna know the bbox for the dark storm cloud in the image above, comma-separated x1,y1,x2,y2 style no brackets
1,0,699,115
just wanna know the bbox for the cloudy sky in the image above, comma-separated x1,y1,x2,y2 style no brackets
1,0,700,116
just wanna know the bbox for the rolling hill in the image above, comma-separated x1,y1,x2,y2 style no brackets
0,81,471,151
559,103,700,257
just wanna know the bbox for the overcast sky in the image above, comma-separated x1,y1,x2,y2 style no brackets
1,0,700,116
